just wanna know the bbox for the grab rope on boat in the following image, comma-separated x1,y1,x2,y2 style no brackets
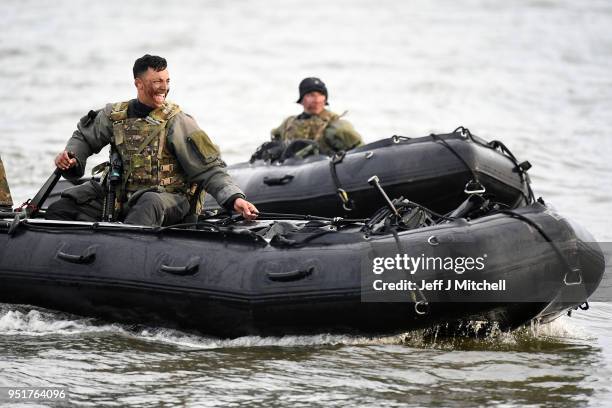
487,139,535,204
430,132,486,196
453,126,535,204
210,211,367,226
152,221,221,233
386,127,534,204
497,209,584,287
328,150,355,211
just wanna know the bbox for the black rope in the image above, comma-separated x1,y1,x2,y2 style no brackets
498,209,583,285
452,126,477,142
20,220,221,234
257,212,331,221
253,212,367,225
488,139,536,204
328,151,355,211
152,221,221,233
21,223,102,233
430,133,483,192
452,126,535,205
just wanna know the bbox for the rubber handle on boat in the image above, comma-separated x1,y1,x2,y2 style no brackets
57,246,96,264
160,257,200,276
267,266,314,282
263,174,294,186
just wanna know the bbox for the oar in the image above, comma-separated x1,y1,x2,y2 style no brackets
25,151,76,217
26,167,62,217
2,167,61,236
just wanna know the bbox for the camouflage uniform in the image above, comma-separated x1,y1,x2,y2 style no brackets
0,155,13,209
271,109,363,155
47,100,244,226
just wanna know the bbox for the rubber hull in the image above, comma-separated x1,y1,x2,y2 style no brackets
44,132,531,217
204,132,531,217
0,203,604,337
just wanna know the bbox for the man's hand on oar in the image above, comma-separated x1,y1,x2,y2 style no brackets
55,150,77,171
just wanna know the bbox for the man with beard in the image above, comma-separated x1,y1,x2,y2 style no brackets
271,77,363,156
47,54,257,226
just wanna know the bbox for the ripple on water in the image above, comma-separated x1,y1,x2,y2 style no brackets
0,303,609,406
1,0,612,405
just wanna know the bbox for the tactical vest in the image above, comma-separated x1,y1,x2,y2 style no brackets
108,101,193,201
282,110,339,142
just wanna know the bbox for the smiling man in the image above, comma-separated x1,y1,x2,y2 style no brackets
271,77,363,155
47,54,258,226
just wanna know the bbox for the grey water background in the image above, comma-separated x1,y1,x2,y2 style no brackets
1,0,611,406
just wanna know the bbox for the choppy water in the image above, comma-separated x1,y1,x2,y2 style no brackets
1,304,611,407
1,0,611,406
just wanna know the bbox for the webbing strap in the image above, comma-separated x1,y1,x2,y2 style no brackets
157,127,167,160
136,123,167,156
328,151,355,211
122,122,168,194
160,176,178,186
390,227,428,313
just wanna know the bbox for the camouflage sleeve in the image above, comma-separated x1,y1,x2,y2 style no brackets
168,112,245,206
323,119,364,153
63,104,114,180
270,117,290,140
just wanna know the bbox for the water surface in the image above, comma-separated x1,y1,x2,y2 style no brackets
1,0,611,406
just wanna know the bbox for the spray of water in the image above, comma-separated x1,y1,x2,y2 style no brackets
0,304,592,352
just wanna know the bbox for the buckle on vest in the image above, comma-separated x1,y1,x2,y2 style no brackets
160,177,175,186
160,164,174,172
145,117,162,126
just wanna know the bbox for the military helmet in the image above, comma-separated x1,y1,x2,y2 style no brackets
296,77,329,104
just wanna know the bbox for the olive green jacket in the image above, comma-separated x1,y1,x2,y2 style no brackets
63,101,244,207
271,109,363,155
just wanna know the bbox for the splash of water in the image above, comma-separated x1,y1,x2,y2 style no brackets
0,304,592,351
0,304,121,336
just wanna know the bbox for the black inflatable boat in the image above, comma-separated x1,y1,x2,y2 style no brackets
0,197,604,337
203,128,534,217
44,128,534,218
